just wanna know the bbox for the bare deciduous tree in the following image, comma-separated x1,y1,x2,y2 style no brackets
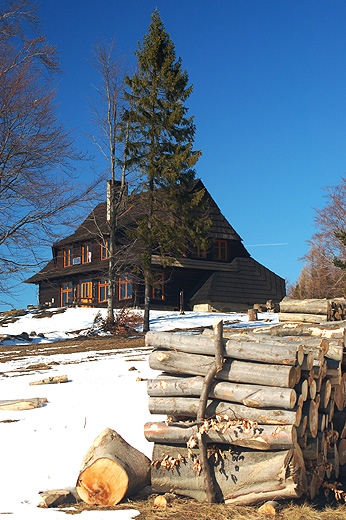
0,0,100,304
289,179,346,298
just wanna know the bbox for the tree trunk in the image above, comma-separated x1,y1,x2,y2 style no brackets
76,428,151,506
149,350,298,388
144,421,298,450
107,180,116,323
147,376,297,409
143,272,151,333
151,444,306,504
148,396,301,425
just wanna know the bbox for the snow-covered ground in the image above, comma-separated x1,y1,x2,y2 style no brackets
0,308,278,518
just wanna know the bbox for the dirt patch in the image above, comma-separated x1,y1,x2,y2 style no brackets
0,334,146,363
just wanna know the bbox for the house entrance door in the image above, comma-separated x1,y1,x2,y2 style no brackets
80,281,93,306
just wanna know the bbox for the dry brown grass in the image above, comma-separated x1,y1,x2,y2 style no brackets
59,493,346,519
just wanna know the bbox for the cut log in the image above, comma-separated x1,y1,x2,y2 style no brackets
38,489,77,508
146,331,304,366
144,421,298,450
320,380,332,411
338,439,346,466
295,379,308,401
149,350,298,388
0,397,48,410
306,453,325,499
76,428,151,506
147,376,297,409
302,400,318,438
29,375,69,386
151,444,307,505
148,397,301,425
279,298,330,316
258,501,280,516
278,313,326,324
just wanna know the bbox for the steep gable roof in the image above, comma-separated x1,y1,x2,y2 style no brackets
54,179,244,248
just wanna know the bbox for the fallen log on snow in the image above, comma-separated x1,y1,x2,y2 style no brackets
0,397,48,410
151,443,307,504
76,427,151,506
29,375,69,386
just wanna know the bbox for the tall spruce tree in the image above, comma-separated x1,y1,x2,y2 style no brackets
124,10,209,332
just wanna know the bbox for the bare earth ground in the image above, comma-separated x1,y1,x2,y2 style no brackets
2,334,346,518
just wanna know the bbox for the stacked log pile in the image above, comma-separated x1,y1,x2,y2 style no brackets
144,322,346,505
279,297,346,324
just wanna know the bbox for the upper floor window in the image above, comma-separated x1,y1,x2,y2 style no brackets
63,247,73,267
151,273,165,300
119,273,133,300
100,239,110,261
82,243,92,264
213,240,228,261
196,246,208,259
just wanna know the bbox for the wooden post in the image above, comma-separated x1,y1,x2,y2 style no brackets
197,319,224,505
179,290,185,315
248,309,258,321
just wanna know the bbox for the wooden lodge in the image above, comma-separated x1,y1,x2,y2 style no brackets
26,180,286,310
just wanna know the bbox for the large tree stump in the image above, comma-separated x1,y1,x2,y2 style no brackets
76,428,151,506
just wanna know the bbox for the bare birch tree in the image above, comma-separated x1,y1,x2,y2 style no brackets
90,41,131,322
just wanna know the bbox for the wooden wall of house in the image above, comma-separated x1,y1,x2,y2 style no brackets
160,268,212,310
39,281,61,307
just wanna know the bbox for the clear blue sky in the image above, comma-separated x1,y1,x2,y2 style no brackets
5,0,346,310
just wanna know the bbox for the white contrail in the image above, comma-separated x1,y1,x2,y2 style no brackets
245,243,288,247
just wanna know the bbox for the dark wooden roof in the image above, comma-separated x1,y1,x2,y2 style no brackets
54,179,243,246
189,257,286,305
54,202,108,247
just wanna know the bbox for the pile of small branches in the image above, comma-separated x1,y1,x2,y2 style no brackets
101,307,144,334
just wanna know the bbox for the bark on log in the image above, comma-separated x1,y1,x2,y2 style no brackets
146,331,304,366
279,298,330,315
144,422,298,450
149,350,298,388
147,376,297,409
338,439,346,466
148,397,301,425
306,453,325,499
0,397,48,410
76,428,151,506
151,444,307,505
